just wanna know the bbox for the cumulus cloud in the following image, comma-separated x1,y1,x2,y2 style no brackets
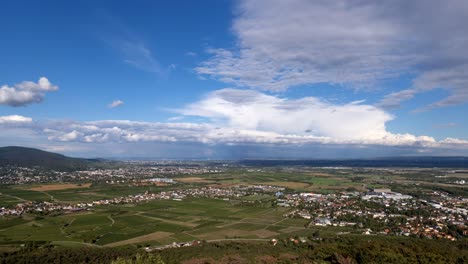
31,89,466,151
38,117,466,149
440,138,468,145
0,77,58,106
42,120,205,144
108,99,124,108
179,89,393,141
0,115,33,125
197,0,468,109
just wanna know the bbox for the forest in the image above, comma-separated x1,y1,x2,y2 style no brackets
1,236,467,264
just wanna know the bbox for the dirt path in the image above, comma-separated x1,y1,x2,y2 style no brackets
51,241,102,247
0,193,26,202
60,218,76,236
136,212,198,228
38,191,56,202
107,215,115,227
395,179,467,188
264,218,286,230
148,238,271,251
104,231,173,247
207,238,270,242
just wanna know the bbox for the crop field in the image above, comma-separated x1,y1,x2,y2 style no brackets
26,183,92,191
174,177,215,184
0,169,388,251
174,169,365,192
2,167,464,251
0,187,50,202
0,197,314,248
0,184,177,205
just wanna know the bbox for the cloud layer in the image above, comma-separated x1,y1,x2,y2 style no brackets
0,77,58,106
2,90,464,151
197,0,468,109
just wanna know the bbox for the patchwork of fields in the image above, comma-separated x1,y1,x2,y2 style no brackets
2,167,460,250
0,198,317,248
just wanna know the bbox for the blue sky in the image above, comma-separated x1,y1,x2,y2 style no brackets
1,0,467,158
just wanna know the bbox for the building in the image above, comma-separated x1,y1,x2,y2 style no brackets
373,188,391,193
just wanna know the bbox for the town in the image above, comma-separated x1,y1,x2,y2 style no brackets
2,183,466,241
0,163,226,185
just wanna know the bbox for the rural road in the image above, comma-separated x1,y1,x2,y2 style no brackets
147,238,271,251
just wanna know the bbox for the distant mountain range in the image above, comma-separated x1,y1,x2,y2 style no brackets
239,156,468,168
0,146,105,171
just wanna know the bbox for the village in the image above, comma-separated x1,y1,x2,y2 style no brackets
1,183,466,241
0,164,225,185
284,188,467,240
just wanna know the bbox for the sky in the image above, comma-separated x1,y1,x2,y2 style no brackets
1,0,468,159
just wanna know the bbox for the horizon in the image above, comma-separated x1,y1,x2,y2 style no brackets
3,146,468,162
1,0,468,159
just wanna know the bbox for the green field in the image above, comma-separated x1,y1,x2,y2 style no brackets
0,184,177,205
1,167,465,251
0,197,315,248
0,168,382,210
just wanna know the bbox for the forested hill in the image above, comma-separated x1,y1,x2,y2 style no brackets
0,146,103,170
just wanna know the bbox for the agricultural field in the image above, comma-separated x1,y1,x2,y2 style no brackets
0,197,318,249
174,168,366,193
27,183,92,191
0,166,466,252
0,183,175,204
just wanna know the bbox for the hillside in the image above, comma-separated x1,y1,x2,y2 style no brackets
0,146,102,170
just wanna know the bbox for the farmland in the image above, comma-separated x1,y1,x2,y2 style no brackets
27,183,92,192
0,168,367,249
0,197,315,248
0,164,467,260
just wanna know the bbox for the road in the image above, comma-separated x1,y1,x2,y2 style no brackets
147,238,271,251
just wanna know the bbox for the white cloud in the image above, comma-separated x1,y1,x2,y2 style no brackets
0,115,33,124
433,122,457,128
197,0,468,109
379,66,468,110
108,99,124,108
112,40,177,76
179,89,392,141
177,89,458,148
0,77,58,106
120,41,163,74
38,117,466,149
99,14,168,76
32,89,466,151
186,51,197,57
168,116,184,121
52,130,82,142
440,138,468,145
42,120,205,144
